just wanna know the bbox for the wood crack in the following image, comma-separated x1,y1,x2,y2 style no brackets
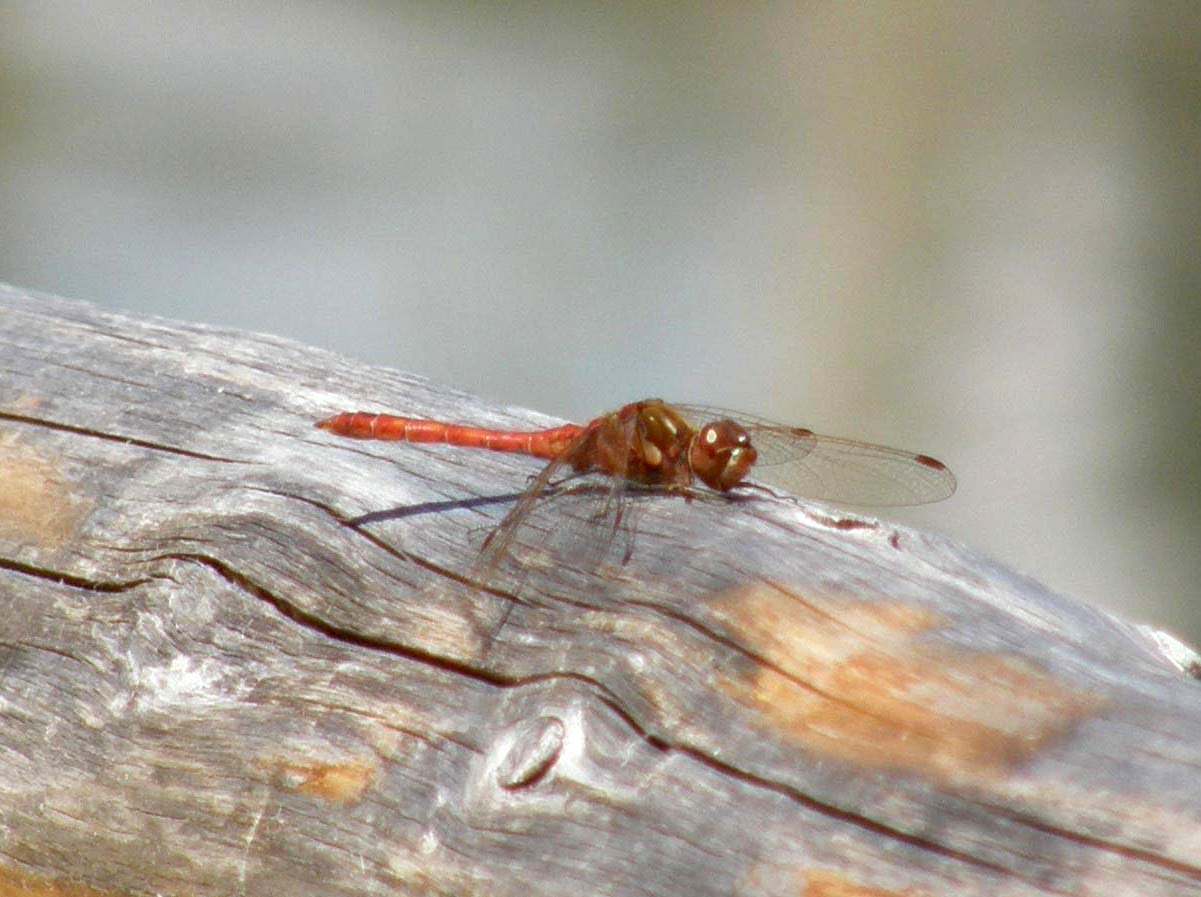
0,411,246,463
153,550,516,689
988,803,1201,879
0,556,153,593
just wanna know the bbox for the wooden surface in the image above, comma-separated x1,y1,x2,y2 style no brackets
1,282,1199,897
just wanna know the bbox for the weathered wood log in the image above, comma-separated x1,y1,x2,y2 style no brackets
1,281,1199,897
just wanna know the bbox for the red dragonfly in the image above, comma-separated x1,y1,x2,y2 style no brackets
316,397,954,527
316,399,954,635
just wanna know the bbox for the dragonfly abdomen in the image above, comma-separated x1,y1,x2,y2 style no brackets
315,412,581,460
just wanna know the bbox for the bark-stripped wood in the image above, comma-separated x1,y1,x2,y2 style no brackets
0,282,1199,897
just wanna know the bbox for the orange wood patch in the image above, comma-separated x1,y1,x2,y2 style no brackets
713,582,1101,783
803,869,932,897
265,756,377,803
0,442,88,549
0,864,121,897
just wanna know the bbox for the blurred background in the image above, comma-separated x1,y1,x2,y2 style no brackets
2,2,1199,644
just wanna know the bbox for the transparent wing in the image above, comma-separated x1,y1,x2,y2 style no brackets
468,418,635,596
673,403,955,506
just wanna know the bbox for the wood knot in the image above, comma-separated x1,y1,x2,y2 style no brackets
495,715,565,790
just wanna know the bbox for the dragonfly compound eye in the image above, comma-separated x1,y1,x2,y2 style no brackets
690,420,758,491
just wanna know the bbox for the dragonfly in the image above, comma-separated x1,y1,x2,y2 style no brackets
315,398,955,561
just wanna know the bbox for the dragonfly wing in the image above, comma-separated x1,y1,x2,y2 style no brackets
469,418,635,594
672,403,953,506
470,440,579,582
746,429,956,506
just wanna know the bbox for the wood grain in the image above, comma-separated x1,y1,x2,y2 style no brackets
1,282,1199,897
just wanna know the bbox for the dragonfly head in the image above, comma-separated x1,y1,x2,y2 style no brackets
689,420,758,491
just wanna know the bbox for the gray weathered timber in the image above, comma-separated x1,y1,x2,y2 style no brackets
1,282,1199,897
